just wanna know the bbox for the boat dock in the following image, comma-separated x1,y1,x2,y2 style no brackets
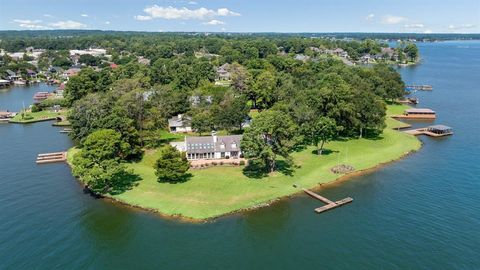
36,151,67,164
302,188,353,213
403,125,453,137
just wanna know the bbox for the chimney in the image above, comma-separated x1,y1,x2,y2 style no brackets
212,131,217,143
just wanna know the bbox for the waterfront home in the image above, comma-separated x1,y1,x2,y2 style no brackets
5,70,20,81
171,133,243,160
393,108,436,119
137,56,151,65
26,69,37,79
168,114,192,133
294,54,310,62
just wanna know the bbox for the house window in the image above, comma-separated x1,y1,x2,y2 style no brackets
231,142,237,149
221,152,225,158
220,143,225,149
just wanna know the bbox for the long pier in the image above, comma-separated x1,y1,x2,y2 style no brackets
36,152,67,164
302,188,353,213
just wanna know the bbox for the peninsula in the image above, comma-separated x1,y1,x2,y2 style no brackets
1,32,422,220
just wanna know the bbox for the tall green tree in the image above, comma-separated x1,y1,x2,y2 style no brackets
302,117,337,155
155,145,190,183
241,110,299,172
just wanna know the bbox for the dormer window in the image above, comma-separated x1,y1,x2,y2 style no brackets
220,142,225,149
231,142,237,149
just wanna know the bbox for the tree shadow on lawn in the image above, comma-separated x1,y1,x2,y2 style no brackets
109,171,143,195
243,160,296,179
310,148,339,156
157,173,193,184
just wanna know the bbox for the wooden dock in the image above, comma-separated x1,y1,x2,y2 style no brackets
36,152,67,164
303,188,353,214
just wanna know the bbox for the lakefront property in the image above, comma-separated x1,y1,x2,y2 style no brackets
1,31,425,221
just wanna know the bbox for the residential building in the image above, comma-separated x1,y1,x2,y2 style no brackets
168,114,192,133
216,63,231,81
171,133,243,160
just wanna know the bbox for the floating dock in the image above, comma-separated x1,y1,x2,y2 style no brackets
36,152,67,164
302,188,353,213
392,108,436,120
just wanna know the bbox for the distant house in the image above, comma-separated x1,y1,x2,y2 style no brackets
62,68,81,79
137,56,151,65
168,114,192,133
26,69,37,78
294,54,310,62
5,70,19,81
189,95,212,107
360,54,373,64
171,133,243,160
216,63,231,81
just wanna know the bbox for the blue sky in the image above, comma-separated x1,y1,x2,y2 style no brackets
1,0,479,33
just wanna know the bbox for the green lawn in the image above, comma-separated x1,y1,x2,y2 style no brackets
10,110,65,123
101,105,421,220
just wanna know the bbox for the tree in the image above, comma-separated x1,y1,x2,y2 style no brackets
155,145,190,183
302,117,337,155
241,110,299,172
72,129,134,194
216,92,249,132
191,109,213,135
403,43,419,62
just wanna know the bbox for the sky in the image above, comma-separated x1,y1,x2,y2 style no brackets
1,0,479,33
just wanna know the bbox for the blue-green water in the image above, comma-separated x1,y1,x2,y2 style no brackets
0,41,479,269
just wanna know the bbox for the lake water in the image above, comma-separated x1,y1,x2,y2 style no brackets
1,41,479,269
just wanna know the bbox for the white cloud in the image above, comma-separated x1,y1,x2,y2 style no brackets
423,29,433,34
203,19,225,25
105,21,111,25
135,5,240,21
221,27,226,32
381,15,407,25
448,24,475,30
188,1,198,5
217,8,240,17
13,19,50,29
43,14,53,18
13,19,42,24
134,15,153,21
49,20,87,29
81,14,89,17
404,23,425,29
365,14,375,21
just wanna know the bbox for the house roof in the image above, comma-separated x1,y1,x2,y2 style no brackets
406,108,435,113
6,70,16,76
186,135,242,154
168,115,191,128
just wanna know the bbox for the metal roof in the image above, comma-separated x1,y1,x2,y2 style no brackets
406,108,435,113
428,125,452,131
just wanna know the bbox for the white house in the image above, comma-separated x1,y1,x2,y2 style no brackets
168,114,192,133
171,133,243,160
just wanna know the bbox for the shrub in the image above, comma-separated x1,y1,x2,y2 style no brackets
225,155,230,159
212,162,218,166
239,160,246,166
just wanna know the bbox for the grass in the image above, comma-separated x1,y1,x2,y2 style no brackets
9,110,65,123
97,104,421,220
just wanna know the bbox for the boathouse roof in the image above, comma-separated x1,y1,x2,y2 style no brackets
428,125,452,131
406,108,435,113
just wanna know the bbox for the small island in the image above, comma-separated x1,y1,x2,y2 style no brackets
1,32,422,220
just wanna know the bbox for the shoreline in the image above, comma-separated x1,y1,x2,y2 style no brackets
67,131,421,223
104,143,423,223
